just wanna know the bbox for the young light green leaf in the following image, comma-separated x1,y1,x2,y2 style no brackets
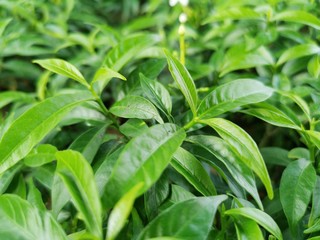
225,207,283,240
198,79,274,119
24,144,58,167
164,49,198,117
69,123,109,163
33,58,90,88
188,135,263,209
110,95,163,123
56,150,102,239
272,10,320,30
0,194,68,240
234,216,264,240
0,92,93,175
308,55,320,78
305,130,320,149
104,33,160,71
240,103,301,130
305,218,320,234
198,118,273,199
91,66,126,94
171,147,217,196
104,123,185,208
140,73,173,119
277,43,320,66
137,195,227,240
0,91,34,109
204,7,262,24
106,182,144,240
280,159,316,234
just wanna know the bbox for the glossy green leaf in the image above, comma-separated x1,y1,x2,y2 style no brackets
225,207,282,240
104,123,185,208
140,73,172,118
69,123,108,163
188,135,263,209
171,147,216,196
110,95,163,123
164,49,198,117
234,216,264,240
0,92,93,175
137,195,228,240
199,118,273,199
119,119,148,138
280,159,316,233
204,7,262,23
260,147,291,166
308,55,320,78
241,103,301,130
56,150,102,238
198,79,273,119
0,194,68,240
272,10,320,30
24,144,58,167
0,91,34,109
106,182,144,240
91,66,126,94
306,130,320,149
278,91,311,122
104,33,160,71
33,59,90,88
288,147,310,160
277,43,320,66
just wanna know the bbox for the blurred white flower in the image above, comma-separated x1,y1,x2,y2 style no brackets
179,13,187,23
169,0,189,7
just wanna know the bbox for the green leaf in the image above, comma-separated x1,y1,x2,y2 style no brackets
0,91,34,109
204,7,262,23
104,33,160,71
119,119,149,138
0,92,93,175
278,91,311,122
0,18,12,37
280,159,316,234
308,55,320,78
305,218,320,234
241,103,301,130
288,147,310,160
198,79,274,119
110,95,163,123
69,123,109,163
33,59,90,88
277,43,320,66
0,194,68,240
309,176,320,227
225,207,283,240
199,118,273,199
306,130,320,149
272,10,320,30
56,150,102,238
104,123,185,208
140,73,173,119
164,49,198,117
234,216,264,240
24,144,58,167
188,135,263,209
260,147,291,166
106,182,144,240
137,195,228,240
27,178,46,212
171,147,217,196
91,66,126,94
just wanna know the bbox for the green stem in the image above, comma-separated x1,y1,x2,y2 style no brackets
183,117,198,130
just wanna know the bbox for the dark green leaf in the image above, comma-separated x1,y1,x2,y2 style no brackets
280,159,316,233
137,195,227,240
119,119,148,138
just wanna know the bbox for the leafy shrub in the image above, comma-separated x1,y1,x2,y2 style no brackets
0,0,320,239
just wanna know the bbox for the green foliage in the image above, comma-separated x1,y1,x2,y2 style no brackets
1,0,320,239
